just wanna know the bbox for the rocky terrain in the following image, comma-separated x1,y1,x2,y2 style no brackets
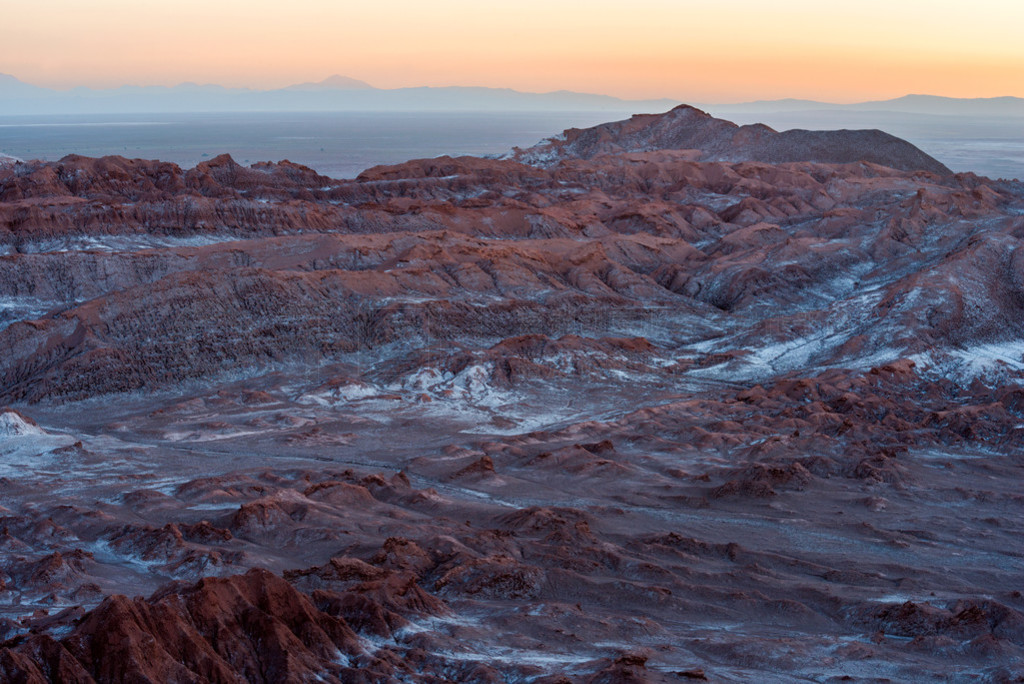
508,105,953,175
0,106,1022,682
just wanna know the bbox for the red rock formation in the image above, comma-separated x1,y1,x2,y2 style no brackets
511,105,952,174
0,108,1022,681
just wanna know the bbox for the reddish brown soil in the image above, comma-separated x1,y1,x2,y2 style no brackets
0,108,1022,682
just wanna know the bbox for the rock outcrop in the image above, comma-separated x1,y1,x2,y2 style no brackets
510,104,953,174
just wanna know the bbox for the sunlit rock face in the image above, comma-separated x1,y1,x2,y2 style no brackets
1,108,1023,682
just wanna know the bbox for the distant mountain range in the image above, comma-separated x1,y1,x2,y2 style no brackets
702,94,1024,118
2,73,1021,118
0,74,678,115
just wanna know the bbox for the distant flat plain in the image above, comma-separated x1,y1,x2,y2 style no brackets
0,111,627,179
1,109,1020,180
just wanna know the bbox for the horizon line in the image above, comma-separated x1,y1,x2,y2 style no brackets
3,73,1023,107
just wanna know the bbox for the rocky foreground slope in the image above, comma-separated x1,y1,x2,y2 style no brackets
0,108,1023,682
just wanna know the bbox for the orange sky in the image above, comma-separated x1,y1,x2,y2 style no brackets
3,0,1022,102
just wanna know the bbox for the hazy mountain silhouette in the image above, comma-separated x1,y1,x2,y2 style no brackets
2,73,1021,118
0,73,678,114
705,94,1024,117
0,73,55,99
282,75,374,91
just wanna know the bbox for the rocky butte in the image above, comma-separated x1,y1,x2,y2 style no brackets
0,105,1023,682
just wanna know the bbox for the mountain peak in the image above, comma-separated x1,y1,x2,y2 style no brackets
0,73,51,97
283,75,373,91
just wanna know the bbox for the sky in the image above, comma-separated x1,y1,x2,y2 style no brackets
2,0,1023,102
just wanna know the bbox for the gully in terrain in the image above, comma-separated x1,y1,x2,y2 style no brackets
1,106,1023,682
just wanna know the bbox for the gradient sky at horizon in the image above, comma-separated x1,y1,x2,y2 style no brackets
3,0,1022,102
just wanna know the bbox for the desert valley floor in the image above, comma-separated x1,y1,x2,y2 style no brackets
1,106,1023,682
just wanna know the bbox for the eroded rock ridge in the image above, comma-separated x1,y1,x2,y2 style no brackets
0,108,1022,682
